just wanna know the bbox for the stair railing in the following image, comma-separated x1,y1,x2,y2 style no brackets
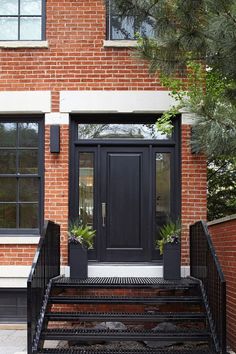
190,220,226,354
27,220,60,354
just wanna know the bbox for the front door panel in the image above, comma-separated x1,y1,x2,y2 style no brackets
100,147,150,262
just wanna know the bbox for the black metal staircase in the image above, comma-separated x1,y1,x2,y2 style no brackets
27,221,226,354
34,276,213,353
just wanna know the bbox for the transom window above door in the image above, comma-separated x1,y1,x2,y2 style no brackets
0,0,45,40
78,124,170,140
107,0,155,40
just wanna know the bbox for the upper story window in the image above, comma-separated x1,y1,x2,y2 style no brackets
0,0,45,41
107,0,154,40
0,118,43,233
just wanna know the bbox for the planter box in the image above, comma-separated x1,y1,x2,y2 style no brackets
163,242,181,280
69,243,88,279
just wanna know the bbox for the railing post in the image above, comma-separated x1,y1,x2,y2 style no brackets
221,280,227,354
190,220,226,354
27,279,32,354
27,220,60,354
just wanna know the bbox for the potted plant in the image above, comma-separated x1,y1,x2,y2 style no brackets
68,220,96,279
156,220,181,280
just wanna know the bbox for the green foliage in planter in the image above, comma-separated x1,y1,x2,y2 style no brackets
68,220,96,249
156,220,181,255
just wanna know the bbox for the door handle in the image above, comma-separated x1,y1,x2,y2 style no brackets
102,203,106,227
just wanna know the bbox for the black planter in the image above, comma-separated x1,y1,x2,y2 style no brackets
163,242,181,280
69,243,88,279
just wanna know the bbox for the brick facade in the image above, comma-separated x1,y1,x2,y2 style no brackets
0,1,207,270
209,216,236,351
181,125,207,265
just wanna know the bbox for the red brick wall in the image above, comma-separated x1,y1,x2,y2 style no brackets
44,125,69,265
0,245,36,265
0,0,208,267
0,0,166,113
209,216,236,351
181,125,207,265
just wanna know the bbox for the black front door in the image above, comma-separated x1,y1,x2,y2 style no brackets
72,117,180,263
100,147,150,262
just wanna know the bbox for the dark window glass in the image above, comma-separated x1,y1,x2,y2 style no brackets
19,178,39,201
19,123,38,147
18,150,38,174
0,204,17,228
0,150,16,174
0,123,17,147
0,0,44,41
108,0,155,40
19,203,38,228
0,178,17,202
0,120,41,231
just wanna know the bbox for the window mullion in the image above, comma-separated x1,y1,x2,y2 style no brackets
18,0,20,40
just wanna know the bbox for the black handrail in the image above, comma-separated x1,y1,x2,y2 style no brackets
27,220,60,354
190,220,226,354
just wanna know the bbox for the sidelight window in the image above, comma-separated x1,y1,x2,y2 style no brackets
155,153,171,238
0,120,43,232
78,152,94,227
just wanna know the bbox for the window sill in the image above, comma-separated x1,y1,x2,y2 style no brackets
0,41,48,48
0,236,40,244
103,40,138,48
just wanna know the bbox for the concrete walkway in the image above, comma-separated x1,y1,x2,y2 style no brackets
0,329,27,354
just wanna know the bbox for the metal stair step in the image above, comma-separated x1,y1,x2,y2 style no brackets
42,328,209,342
46,311,205,321
52,277,198,289
49,295,202,304
38,348,212,354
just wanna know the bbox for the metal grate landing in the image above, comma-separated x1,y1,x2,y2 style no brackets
39,349,212,354
53,277,197,289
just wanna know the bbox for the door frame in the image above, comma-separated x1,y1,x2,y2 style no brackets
69,114,181,263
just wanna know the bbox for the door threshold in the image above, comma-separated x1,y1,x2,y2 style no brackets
87,264,190,277
88,263,163,277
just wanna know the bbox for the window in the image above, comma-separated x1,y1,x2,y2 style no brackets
0,0,45,41
78,124,170,140
107,0,154,40
0,119,43,233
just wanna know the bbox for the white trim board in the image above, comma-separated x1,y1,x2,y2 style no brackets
60,91,177,113
0,91,51,113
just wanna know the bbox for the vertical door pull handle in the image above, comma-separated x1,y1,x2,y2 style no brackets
102,203,106,227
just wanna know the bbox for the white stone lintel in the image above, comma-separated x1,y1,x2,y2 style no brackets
45,113,69,125
60,91,177,114
0,91,51,113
